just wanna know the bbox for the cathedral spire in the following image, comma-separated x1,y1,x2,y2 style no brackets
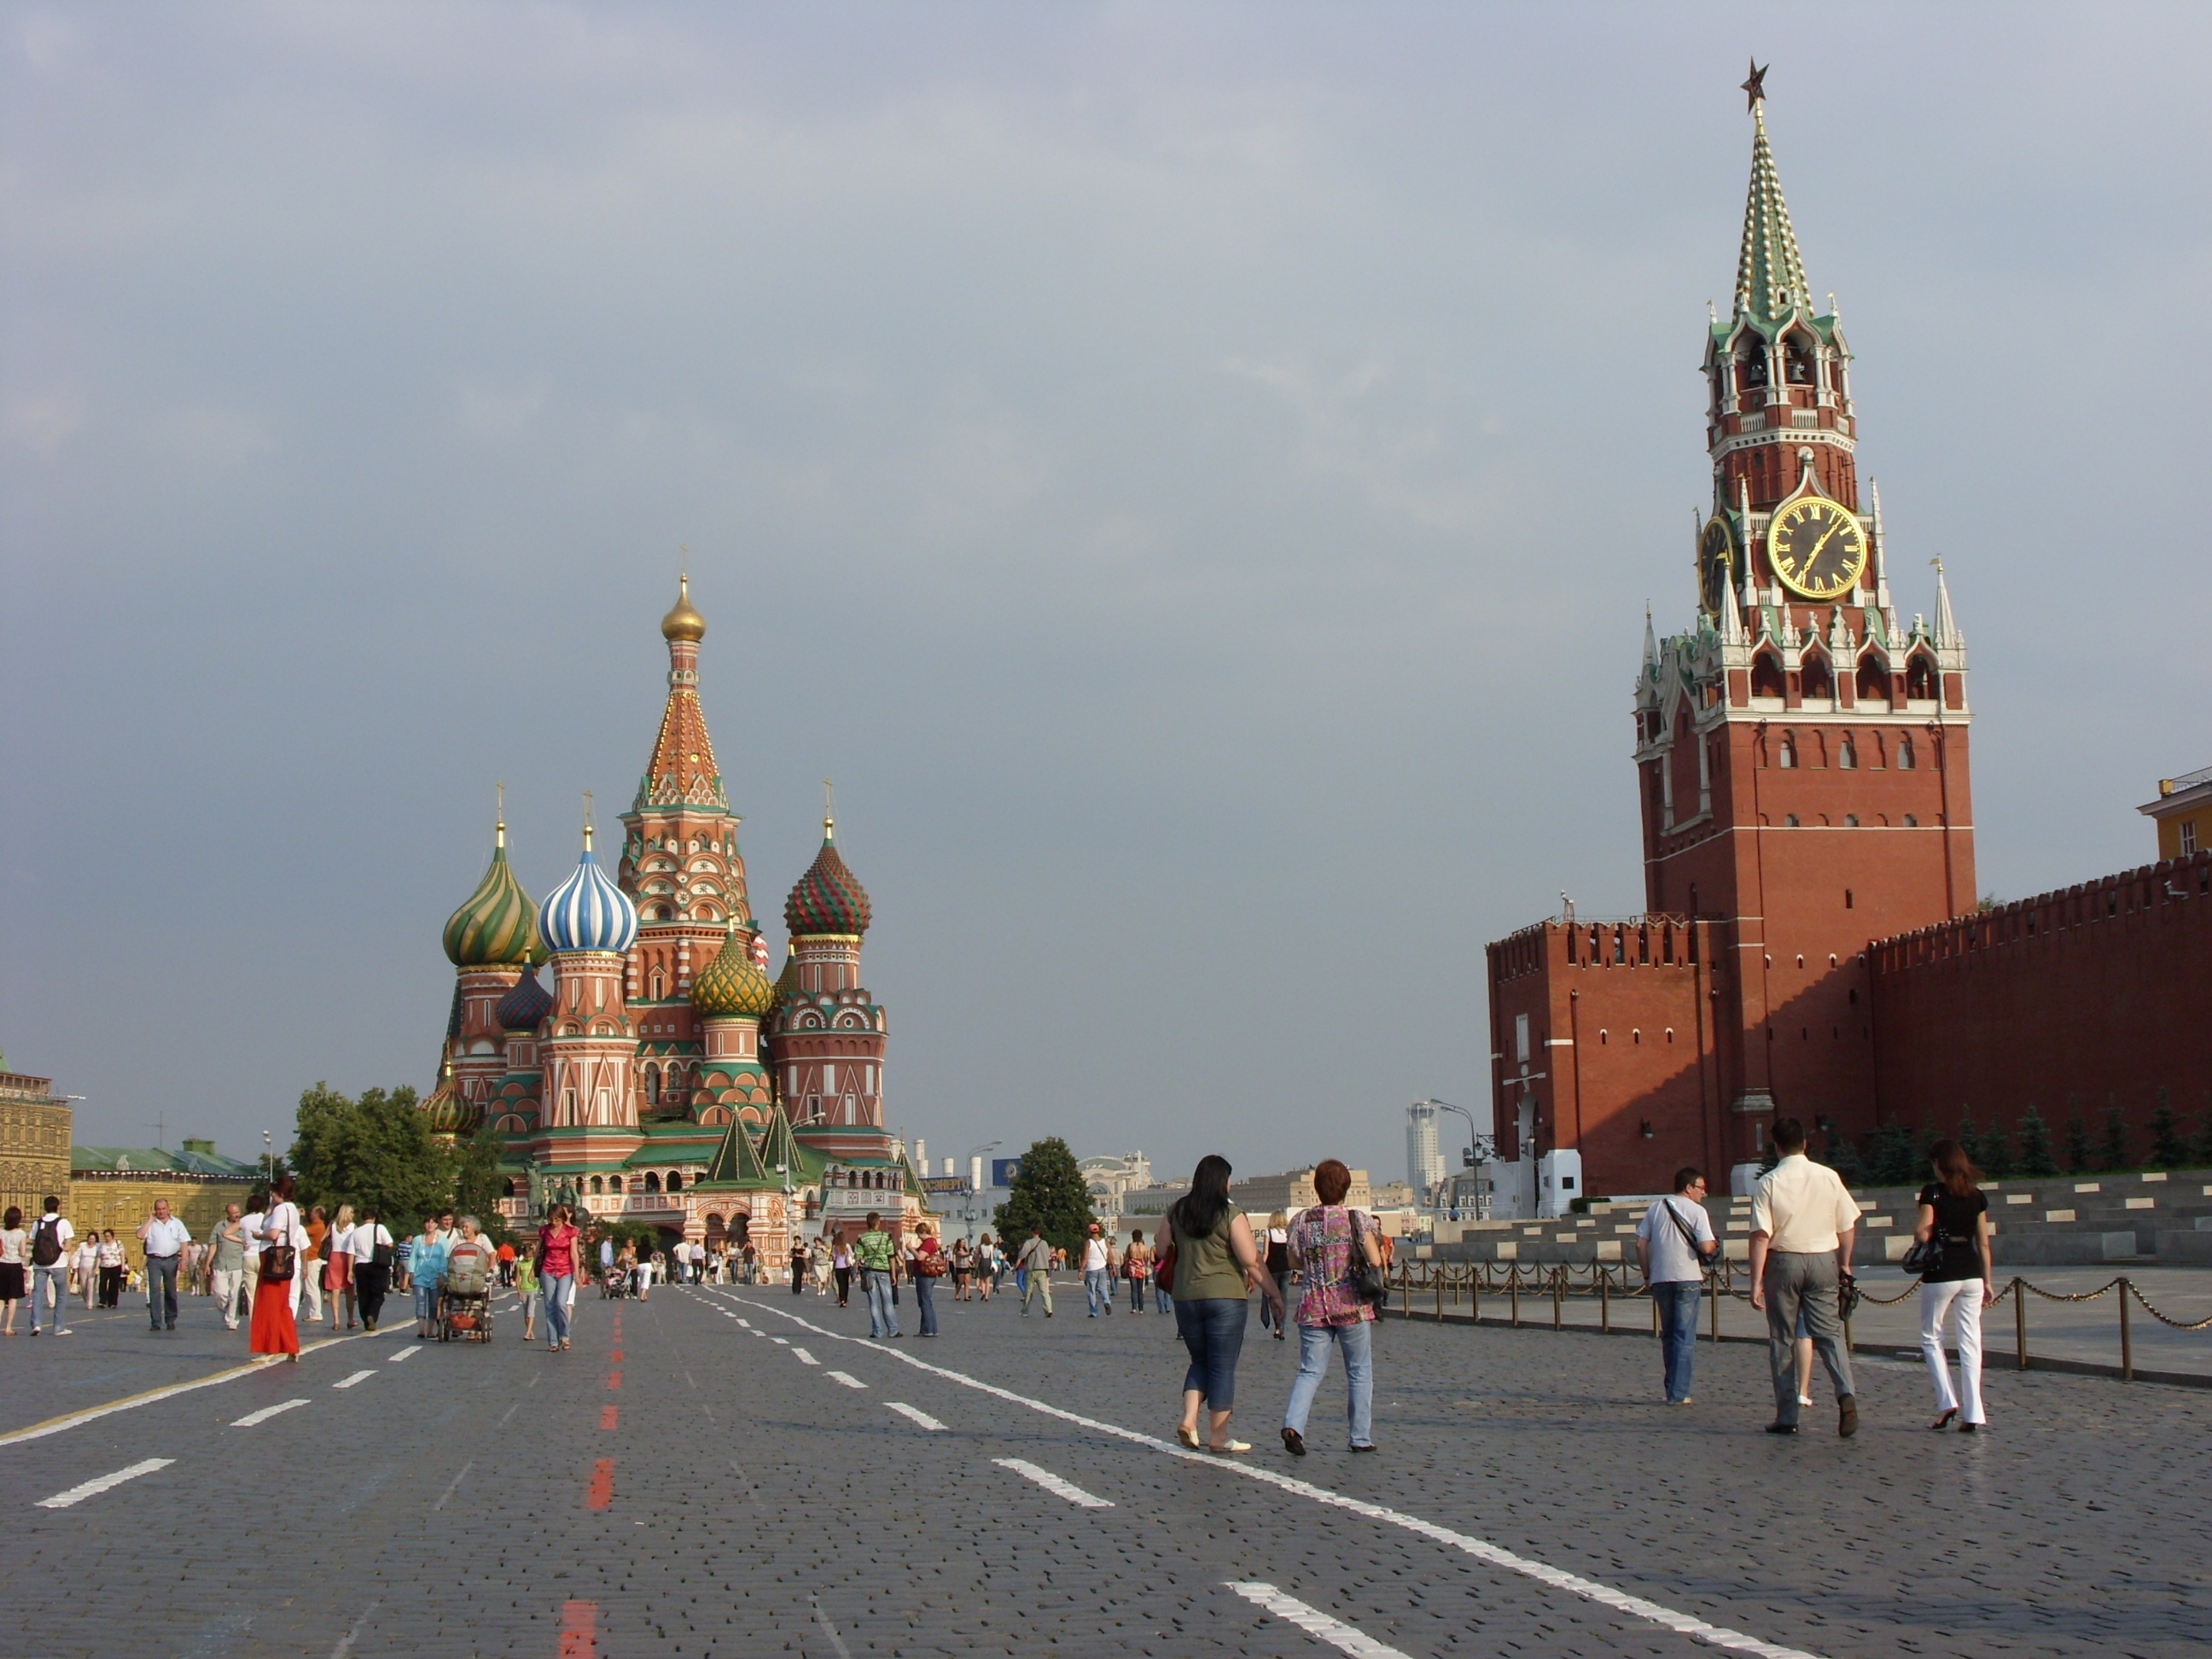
1733,94,1813,324
1931,558,1964,651
637,576,726,812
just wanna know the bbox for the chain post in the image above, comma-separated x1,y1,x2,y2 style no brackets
2120,1277,2133,1382
1600,1264,1610,1333
1552,1266,1563,1330
2013,1276,2026,1371
1708,1269,1720,1343
1471,1269,1481,1328
1510,1266,1521,1328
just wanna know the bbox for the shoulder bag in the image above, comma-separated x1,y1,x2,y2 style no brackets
261,1211,297,1284
1901,1192,1947,1277
1662,1198,1718,1266
1154,1237,1178,1300
1346,1211,1389,1307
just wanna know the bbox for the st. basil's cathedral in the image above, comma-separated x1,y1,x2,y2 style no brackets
422,579,924,1257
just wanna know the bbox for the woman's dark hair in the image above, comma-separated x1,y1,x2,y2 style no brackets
271,1173,296,1202
1929,1138,1982,1199
1170,1154,1234,1240
1129,1229,1143,1244
1313,1159,1353,1206
3,1206,20,1230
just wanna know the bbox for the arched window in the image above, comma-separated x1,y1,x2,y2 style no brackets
667,1172,683,1193
589,1176,603,1194
502,1178,517,1197
1800,654,1834,701
650,968,666,1001
1784,335,1816,385
1897,736,1917,770
1784,813,1801,827
643,1172,661,1193
643,1063,660,1106
609,1175,625,1194
1844,814,1860,827
1904,812,1919,827
1751,651,1785,701
1741,337,1770,390
1838,738,1857,770
1778,736,1797,769
1856,655,1889,703
1906,654,1938,700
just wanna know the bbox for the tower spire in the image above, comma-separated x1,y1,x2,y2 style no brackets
639,577,725,811
1930,557,1963,650
1733,84,1813,323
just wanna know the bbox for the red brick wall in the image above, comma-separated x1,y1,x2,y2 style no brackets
1870,853,2212,1143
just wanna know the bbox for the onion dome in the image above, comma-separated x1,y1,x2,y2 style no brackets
783,814,871,937
661,573,706,643
496,967,553,1032
693,923,775,1020
422,1062,477,1138
539,827,640,954
771,946,801,1010
442,822,541,967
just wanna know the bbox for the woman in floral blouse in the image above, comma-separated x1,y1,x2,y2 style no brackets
1279,1158,1382,1457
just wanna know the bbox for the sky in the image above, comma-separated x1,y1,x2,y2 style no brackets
5,3,2210,1189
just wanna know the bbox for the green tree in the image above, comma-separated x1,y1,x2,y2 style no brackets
288,1081,453,1236
453,1125,516,1243
1955,1109,1982,1168
992,1137,1095,1257
2099,1100,2130,1173
2195,1109,2212,1167
2016,1106,2058,1178
1979,1117,2013,1180
2063,1107,2092,1174
2148,1088,2188,1168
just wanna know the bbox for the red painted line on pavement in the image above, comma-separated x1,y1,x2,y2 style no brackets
559,1598,597,1656
606,1371,621,1390
585,1458,614,1511
599,1406,618,1430
609,1348,624,1361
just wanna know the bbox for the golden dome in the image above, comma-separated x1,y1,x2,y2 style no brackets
661,573,706,643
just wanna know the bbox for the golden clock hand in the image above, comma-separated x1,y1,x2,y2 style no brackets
1804,518,1843,565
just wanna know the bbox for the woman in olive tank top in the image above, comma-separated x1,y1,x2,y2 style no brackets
1164,1154,1284,1453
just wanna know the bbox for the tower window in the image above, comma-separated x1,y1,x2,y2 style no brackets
1896,736,1917,770
1778,736,1797,769
1751,652,1785,701
2184,821,2200,855
1837,739,1856,769
1845,889,1854,909
1856,656,1889,703
1906,655,1937,700
1800,655,1834,701
1844,814,1860,827
1784,813,1801,827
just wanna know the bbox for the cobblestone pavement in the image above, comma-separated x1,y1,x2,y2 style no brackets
9,1275,2207,1658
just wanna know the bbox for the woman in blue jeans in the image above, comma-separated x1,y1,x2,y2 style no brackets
1279,1159,1382,1455
1165,1155,1283,1454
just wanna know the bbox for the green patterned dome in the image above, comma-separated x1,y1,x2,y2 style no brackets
422,1062,478,1138
442,830,544,967
783,818,871,937
693,923,775,1020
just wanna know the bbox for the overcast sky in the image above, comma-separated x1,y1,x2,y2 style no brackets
5,3,2209,1188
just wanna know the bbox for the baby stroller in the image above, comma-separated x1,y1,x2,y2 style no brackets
438,1237,496,1342
602,1260,633,1299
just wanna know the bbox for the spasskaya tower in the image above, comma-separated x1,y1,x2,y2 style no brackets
1487,68,1976,1205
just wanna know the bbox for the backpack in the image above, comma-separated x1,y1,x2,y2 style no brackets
32,1216,63,1266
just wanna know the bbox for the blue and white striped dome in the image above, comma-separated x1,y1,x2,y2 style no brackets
538,841,639,954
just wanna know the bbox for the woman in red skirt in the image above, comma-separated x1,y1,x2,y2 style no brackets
250,1173,305,1362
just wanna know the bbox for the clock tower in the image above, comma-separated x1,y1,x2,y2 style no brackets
1633,77,1975,1185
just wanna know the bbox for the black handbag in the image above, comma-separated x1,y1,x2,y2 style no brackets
1837,1272,1861,1321
1346,1212,1388,1307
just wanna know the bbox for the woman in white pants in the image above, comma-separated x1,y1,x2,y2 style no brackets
1914,1138,1996,1432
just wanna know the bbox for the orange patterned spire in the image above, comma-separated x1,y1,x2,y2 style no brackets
636,575,726,811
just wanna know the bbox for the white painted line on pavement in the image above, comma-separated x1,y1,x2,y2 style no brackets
332,1370,378,1389
37,1458,174,1509
826,1371,867,1389
387,1346,420,1362
329,1595,381,1659
1230,1583,1411,1659
791,1347,819,1365
432,1458,475,1511
231,1398,311,1428
0,1322,405,1451
719,1290,1829,1659
994,1457,1113,1509
885,1401,946,1431
771,1336,789,1345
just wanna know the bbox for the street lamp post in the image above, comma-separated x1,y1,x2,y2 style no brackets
1422,1098,1499,1220
262,1130,273,1191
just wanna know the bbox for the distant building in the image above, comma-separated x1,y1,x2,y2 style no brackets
1404,1103,1445,1203
0,1067,72,1225
1116,1181,1188,1215
1080,1151,1153,1208
71,1139,259,1267
2144,766,2210,860
1234,1167,1372,1219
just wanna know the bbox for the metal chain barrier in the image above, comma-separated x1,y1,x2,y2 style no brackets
1387,1260,2211,1388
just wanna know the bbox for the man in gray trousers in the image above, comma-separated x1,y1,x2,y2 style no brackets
1747,1117,1860,1436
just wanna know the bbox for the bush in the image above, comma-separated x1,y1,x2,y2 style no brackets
2149,1089,2189,1168
2063,1112,2093,1174
2099,1102,2130,1173
1979,1119,2013,1180
2016,1106,2058,1179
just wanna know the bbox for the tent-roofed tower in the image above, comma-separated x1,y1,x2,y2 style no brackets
619,574,753,1122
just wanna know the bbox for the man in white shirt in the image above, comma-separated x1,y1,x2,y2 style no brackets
28,1196,73,1336
1748,1118,1861,1436
137,1198,193,1333
1634,1168,1717,1405
239,1199,267,1318
1081,1223,1113,1318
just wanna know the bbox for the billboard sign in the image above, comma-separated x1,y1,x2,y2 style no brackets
919,1176,967,1195
991,1157,1022,1187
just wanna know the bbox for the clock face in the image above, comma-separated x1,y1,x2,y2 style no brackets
1698,517,1737,614
1767,496,1868,601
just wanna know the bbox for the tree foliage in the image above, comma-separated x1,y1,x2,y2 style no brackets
1977,1116,2013,1181
2063,1109,2093,1174
2098,1101,2130,1173
2015,1106,2058,1179
2148,1089,2189,1168
992,1136,1095,1256
452,1124,516,1243
288,1081,453,1236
